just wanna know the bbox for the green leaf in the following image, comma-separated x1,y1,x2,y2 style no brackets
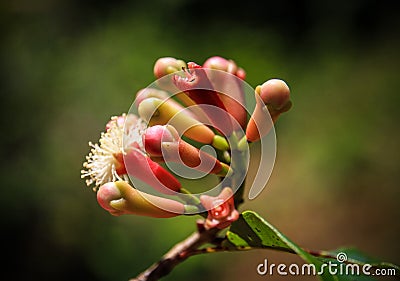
224,211,399,281
224,210,293,252
224,211,336,280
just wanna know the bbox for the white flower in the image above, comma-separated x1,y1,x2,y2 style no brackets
81,114,146,191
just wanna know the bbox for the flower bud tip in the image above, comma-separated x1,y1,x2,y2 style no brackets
143,125,179,156
259,79,290,111
154,57,186,79
97,182,123,214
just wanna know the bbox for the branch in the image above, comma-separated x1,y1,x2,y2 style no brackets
130,227,219,281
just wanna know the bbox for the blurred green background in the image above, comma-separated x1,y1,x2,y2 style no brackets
1,1,399,280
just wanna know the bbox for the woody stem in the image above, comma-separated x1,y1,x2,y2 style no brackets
129,228,220,281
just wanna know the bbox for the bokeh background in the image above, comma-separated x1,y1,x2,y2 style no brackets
1,0,399,280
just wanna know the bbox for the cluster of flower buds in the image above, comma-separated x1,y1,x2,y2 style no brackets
82,56,291,229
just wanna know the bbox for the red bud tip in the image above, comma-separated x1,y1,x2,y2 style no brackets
96,182,123,215
143,125,178,157
203,56,237,73
258,79,290,111
97,181,184,218
154,57,186,79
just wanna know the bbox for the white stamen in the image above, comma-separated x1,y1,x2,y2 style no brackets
81,114,146,191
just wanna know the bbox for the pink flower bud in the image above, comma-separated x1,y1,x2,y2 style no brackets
134,88,169,107
203,56,238,74
173,62,234,135
136,88,210,125
203,56,246,79
174,62,227,110
236,67,246,80
97,182,123,215
257,79,291,112
138,97,216,144
200,187,239,229
203,57,248,129
97,181,184,218
143,125,229,176
135,88,198,120
153,57,186,79
245,95,273,142
123,148,181,194
246,79,292,142
143,125,178,156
